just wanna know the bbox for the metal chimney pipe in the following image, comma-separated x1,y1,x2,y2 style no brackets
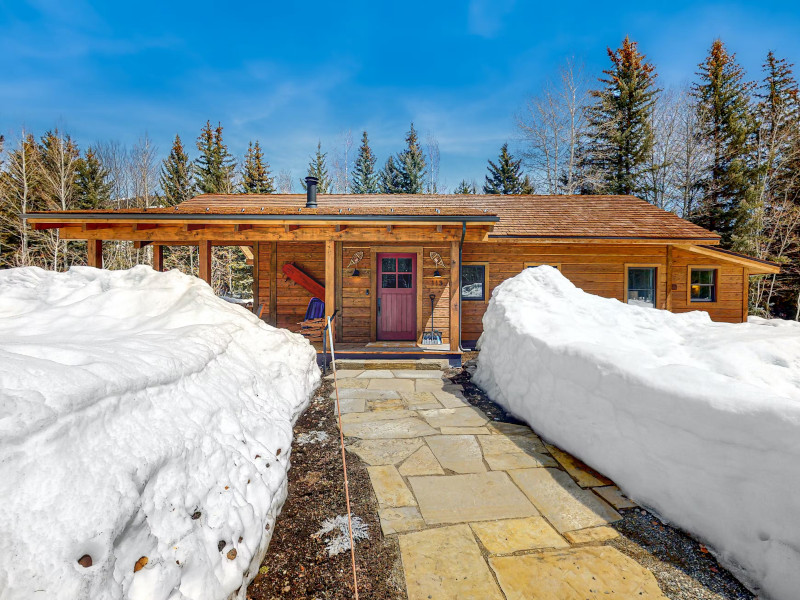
305,176,319,208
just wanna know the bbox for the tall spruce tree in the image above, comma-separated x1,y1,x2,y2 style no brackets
351,131,379,193
585,36,659,197
74,148,112,210
483,144,534,194
195,121,236,194
160,134,193,206
241,141,275,193
454,179,477,194
379,156,402,194
396,123,426,193
300,141,331,193
693,40,755,245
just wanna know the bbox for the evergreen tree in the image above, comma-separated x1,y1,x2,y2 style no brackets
585,36,659,197
195,121,236,194
74,147,112,210
160,134,193,206
379,156,402,194
241,141,275,193
300,141,331,193
396,123,427,193
454,179,477,194
483,144,533,194
693,39,755,245
351,131,379,193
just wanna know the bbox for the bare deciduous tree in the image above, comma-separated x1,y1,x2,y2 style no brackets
277,169,293,193
130,134,159,208
331,130,354,194
517,59,591,194
425,132,440,193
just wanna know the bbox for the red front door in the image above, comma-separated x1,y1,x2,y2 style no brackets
377,253,416,341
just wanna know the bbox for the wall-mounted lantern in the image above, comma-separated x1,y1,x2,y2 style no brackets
347,251,364,277
430,251,445,278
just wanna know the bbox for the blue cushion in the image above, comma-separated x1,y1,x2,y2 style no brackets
304,297,325,320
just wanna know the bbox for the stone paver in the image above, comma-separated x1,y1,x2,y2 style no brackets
508,468,621,533
432,390,470,407
410,472,538,524
367,397,405,411
324,369,363,379
415,379,463,393
367,465,416,507
439,426,491,435
471,516,568,555
489,546,668,599
334,397,366,414
342,417,438,439
425,434,486,473
398,446,444,476
487,422,535,436
399,391,442,410
378,506,426,535
419,407,488,428
369,378,415,392
337,378,370,389
393,370,444,379
356,369,394,378
340,409,417,424
399,525,504,600
485,452,555,471
545,443,613,488
347,438,423,465
593,485,638,509
563,525,620,544
333,388,402,400
479,433,549,457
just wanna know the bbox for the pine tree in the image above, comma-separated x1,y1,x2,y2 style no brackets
300,141,331,193
693,39,755,245
195,121,236,194
74,147,112,210
396,123,427,193
454,179,477,194
585,36,659,197
483,144,533,194
379,156,402,194
351,131,379,193
241,141,275,193
160,134,194,206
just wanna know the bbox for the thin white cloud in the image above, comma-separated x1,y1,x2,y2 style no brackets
468,0,516,38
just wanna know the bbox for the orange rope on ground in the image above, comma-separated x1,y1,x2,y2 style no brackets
327,317,359,600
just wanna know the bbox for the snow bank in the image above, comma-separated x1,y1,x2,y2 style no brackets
0,266,320,600
474,267,800,600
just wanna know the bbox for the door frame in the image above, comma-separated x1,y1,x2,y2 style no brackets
370,246,423,343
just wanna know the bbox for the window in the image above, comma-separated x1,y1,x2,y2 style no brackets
462,263,488,301
524,262,562,271
381,257,413,289
690,268,717,302
626,266,656,308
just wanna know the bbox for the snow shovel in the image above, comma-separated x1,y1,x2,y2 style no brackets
422,293,443,344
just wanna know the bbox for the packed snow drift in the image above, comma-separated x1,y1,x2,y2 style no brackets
474,267,800,600
0,266,320,600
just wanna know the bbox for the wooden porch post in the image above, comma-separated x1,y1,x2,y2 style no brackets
199,240,212,285
152,244,163,272
269,242,278,327
251,242,260,314
88,239,103,268
449,241,460,351
325,240,335,335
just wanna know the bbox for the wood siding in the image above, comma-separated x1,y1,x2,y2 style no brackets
669,247,746,323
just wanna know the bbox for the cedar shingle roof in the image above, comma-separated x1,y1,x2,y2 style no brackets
173,194,720,241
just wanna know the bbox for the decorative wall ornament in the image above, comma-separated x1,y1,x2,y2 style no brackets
429,251,445,278
347,251,364,277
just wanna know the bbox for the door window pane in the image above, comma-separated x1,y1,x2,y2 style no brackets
381,274,396,288
461,264,486,301
398,273,412,288
381,258,396,273
627,267,655,308
397,258,413,273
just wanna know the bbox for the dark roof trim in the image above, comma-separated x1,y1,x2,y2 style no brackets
21,212,499,224
489,234,720,241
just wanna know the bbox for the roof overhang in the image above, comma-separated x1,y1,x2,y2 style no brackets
677,244,780,274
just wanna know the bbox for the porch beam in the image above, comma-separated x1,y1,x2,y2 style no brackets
134,223,158,231
198,240,212,285
449,241,460,351
87,239,103,268
269,242,278,326
325,240,335,332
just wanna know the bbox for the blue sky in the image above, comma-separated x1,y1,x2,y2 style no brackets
2,0,800,190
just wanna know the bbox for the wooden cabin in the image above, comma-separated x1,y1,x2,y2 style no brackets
24,179,779,363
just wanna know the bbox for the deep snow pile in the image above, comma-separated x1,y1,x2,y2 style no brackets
0,266,320,600
474,267,800,600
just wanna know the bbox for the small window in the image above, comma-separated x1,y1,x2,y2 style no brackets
524,262,562,271
690,268,717,302
462,263,487,301
627,267,656,308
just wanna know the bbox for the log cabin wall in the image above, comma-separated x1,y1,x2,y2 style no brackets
669,247,746,323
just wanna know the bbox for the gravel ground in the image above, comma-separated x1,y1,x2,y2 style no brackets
449,356,755,600
247,378,407,600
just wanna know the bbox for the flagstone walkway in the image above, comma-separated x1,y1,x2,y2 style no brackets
329,360,669,600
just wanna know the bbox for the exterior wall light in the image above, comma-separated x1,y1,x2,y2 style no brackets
347,251,364,277
430,251,445,278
